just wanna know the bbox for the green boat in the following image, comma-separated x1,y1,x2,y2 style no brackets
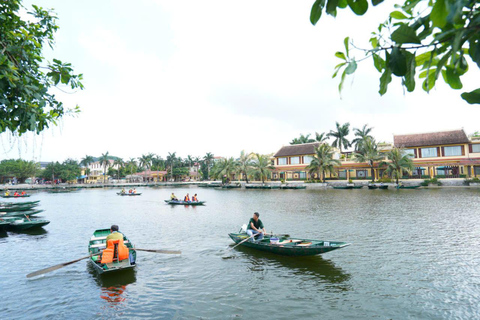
4,217,50,231
0,204,37,212
396,185,420,189
117,192,142,196
164,200,206,205
0,194,31,198
222,184,241,189
88,228,136,274
0,209,44,217
0,220,10,231
0,200,40,206
281,185,307,189
228,233,350,256
332,185,363,189
245,185,272,189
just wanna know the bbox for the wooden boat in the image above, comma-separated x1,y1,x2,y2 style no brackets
117,192,142,196
245,185,271,189
0,204,37,212
0,200,40,206
88,228,136,274
281,185,307,189
0,209,44,217
164,200,206,205
228,233,350,256
4,217,50,231
396,185,420,189
222,184,241,189
332,185,363,189
378,185,388,189
0,220,10,231
1,194,30,198
368,185,378,189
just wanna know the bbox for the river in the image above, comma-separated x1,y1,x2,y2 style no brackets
1,186,480,319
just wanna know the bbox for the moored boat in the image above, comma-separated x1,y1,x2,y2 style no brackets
88,228,136,274
4,217,50,231
117,192,142,196
0,209,44,217
164,200,206,205
0,200,40,206
396,185,420,189
222,184,241,189
245,185,272,189
368,185,378,189
281,185,307,189
0,204,38,212
228,233,350,256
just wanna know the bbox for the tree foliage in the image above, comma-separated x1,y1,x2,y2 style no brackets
311,0,480,104
0,158,38,183
306,144,341,182
0,0,84,135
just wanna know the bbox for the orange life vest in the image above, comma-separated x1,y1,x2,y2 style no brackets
21,191,26,195
14,192,19,196
192,196,197,201
184,195,190,201
101,239,130,264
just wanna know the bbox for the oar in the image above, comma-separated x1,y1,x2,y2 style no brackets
134,248,181,254
26,254,100,278
227,232,261,252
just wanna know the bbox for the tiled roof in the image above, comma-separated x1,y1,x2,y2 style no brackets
274,143,320,157
394,129,469,148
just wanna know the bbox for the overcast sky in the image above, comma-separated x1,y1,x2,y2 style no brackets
2,0,480,162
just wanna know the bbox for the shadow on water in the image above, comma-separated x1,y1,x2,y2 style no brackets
9,228,48,236
234,245,351,287
87,263,136,304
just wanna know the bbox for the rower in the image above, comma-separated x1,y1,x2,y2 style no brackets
106,224,124,243
192,194,198,202
184,193,190,202
101,225,129,264
247,212,266,241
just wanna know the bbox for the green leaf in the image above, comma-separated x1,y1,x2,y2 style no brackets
326,0,339,17
371,0,384,5
335,51,346,60
389,47,407,76
332,62,346,78
469,37,480,68
416,51,434,66
338,0,348,8
344,37,350,57
379,67,392,95
390,11,408,20
311,0,326,25
404,51,416,92
345,60,357,74
442,66,463,89
347,0,368,15
372,53,384,72
422,71,436,92
461,88,480,104
370,37,378,48
391,24,421,44
431,0,448,28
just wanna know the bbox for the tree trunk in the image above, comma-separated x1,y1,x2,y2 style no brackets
322,169,325,183
371,166,375,182
245,170,249,184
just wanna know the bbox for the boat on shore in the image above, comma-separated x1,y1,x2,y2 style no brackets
88,228,136,274
117,192,142,196
228,233,350,256
164,200,206,205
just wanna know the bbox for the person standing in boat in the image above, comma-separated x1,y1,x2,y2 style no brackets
247,212,266,241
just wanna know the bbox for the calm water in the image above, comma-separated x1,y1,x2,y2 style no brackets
1,187,480,319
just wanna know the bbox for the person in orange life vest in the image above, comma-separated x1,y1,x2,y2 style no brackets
184,193,190,202
192,194,198,202
101,225,129,263
128,189,132,194
133,188,137,194
21,191,26,195
14,191,19,197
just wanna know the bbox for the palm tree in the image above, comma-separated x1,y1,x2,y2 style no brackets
315,132,328,143
328,122,351,154
203,152,214,180
352,137,383,182
79,155,94,181
127,158,137,175
151,155,165,171
166,152,177,181
352,124,374,151
138,153,153,182
381,148,415,184
290,133,315,145
252,154,274,183
99,152,110,184
113,158,124,181
237,150,254,183
306,144,341,182
212,157,237,183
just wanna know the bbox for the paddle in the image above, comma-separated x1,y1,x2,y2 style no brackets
26,254,99,278
227,232,262,252
134,248,181,254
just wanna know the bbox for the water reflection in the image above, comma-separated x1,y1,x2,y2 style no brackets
88,263,136,305
9,228,48,236
235,246,351,288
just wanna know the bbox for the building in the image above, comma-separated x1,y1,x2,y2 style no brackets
271,129,480,181
85,157,121,183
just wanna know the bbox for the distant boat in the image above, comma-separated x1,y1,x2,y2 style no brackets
332,185,363,189
1,194,30,198
221,184,241,189
368,184,388,190
117,192,141,196
164,200,206,206
396,185,420,189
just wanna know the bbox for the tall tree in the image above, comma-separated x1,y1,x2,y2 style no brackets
306,144,341,182
127,158,137,175
252,154,274,183
0,0,84,135
290,133,316,145
310,0,480,104
80,155,94,181
99,152,110,184
203,152,214,180
166,152,177,181
237,150,254,183
381,148,415,184
353,137,384,182
113,158,124,181
352,124,374,151
328,122,351,154
315,132,328,143
138,153,153,182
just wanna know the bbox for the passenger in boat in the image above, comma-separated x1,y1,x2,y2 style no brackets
170,193,178,201
128,189,133,194
247,212,266,241
133,188,137,194
121,188,126,194
14,191,19,197
106,224,124,243
4,191,9,196
21,191,26,195
192,194,198,202
184,193,190,202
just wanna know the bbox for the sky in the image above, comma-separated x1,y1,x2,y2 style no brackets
2,0,480,162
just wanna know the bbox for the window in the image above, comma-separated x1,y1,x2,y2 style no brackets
404,149,416,157
472,144,480,153
475,166,480,176
444,146,462,156
304,156,314,164
421,147,438,158
338,170,347,178
290,157,300,165
299,171,306,179
278,157,287,165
